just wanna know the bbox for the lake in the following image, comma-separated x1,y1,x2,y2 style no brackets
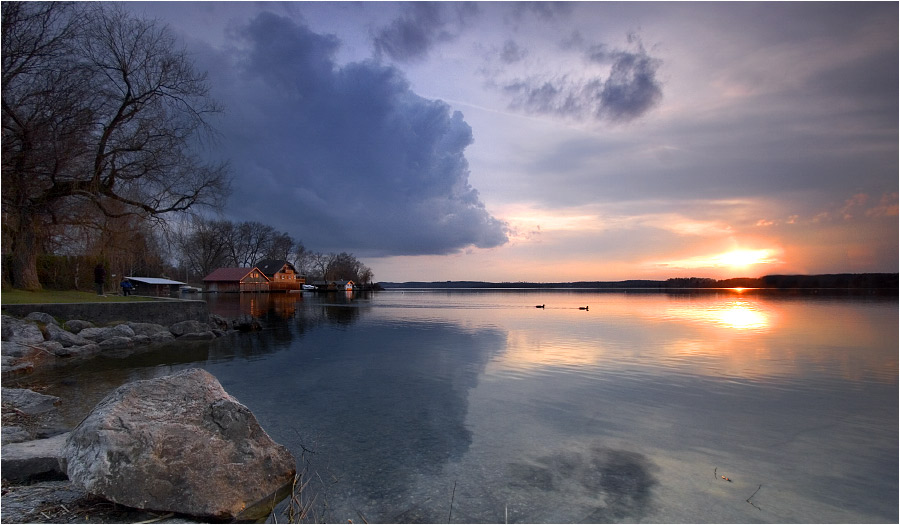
28,289,899,523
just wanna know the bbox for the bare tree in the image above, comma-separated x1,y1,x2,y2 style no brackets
228,221,274,267
176,216,231,280
264,231,295,263
2,2,229,289
311,252,335,282
293,242,315,278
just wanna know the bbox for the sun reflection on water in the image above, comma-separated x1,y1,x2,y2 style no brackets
663,300,772,332
715,302,769,330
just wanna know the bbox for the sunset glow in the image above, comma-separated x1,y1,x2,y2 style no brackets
654,248,783,273
123,3,897,282
715,249,781,268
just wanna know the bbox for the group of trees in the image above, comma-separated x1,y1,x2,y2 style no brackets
175,217,374,286
2,2,228,290
1,2,373,291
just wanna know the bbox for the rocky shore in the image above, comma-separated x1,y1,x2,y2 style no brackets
1,310,287,524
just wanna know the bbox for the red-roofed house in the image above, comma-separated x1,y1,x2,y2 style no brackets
202,267,270,293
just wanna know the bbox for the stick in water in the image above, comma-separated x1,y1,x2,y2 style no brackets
448,480,457,523
746,484,762,510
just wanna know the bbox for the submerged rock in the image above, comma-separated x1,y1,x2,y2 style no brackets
1,388,68,443
64,368,296,521
2,388,61,416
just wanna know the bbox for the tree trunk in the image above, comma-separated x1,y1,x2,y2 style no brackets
9,211,42,291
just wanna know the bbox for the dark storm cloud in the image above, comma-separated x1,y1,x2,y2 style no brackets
373,2,478,62
500,35,662,123
205,12,507,256
592,45,664,122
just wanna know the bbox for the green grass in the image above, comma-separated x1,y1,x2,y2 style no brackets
0,288,158,305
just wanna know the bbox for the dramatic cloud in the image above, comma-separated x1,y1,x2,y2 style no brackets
490,33,663,123
586,38,663,122
373,2,477,62
132,1,896,281
204,12,507,256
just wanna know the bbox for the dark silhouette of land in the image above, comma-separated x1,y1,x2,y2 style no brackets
380,273,898,291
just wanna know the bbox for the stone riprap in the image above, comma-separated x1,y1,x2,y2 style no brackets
0,313,235,379
64,368,296,521
1,300,210,327
1,310,277,523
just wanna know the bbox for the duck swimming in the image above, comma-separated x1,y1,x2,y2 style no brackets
579,306,589,310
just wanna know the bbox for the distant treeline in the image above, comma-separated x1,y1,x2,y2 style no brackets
379,273,899,290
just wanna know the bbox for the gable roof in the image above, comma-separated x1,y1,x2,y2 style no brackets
255,260,297,278
202,267,268,282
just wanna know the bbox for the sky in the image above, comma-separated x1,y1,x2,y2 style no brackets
127,1,898,283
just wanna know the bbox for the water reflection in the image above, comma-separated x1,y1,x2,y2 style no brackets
479,293,896,386
659,298,773,332
205,292,305,320
213,317,507,523
13,290,896,523
715,301,768,329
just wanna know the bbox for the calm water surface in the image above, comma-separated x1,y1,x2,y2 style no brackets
24,290,898,523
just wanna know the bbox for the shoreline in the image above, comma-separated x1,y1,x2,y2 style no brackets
1,308,259,523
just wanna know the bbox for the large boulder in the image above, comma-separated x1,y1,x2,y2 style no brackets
78,324,135,342
125,322,170,337
1,315,45,345
63,319,94,334
168,320,210,337
45,324,91,348
25,312,60,327
97,336,134,350
64,368,296,521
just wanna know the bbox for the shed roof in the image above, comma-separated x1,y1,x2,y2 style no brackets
126,277,185,286
202,267,268,282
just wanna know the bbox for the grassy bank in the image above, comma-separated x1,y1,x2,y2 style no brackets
1,288,158,305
